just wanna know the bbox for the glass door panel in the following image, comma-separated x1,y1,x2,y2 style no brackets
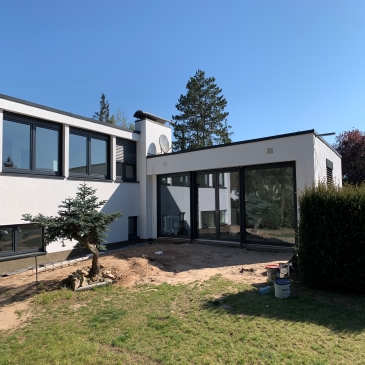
159,175,191,237
244,166,295,246
219,172,240,240
196,173,216,239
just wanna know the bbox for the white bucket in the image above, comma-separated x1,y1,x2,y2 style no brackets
274,278,291,299
265,265,280,283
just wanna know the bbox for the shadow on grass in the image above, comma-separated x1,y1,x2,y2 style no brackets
0,279,63,307
202,283,365,333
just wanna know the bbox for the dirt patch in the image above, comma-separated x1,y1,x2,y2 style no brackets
0,243,292,331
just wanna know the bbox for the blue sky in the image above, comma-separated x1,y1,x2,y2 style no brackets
1,0,364,145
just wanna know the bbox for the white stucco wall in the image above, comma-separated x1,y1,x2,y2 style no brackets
0,176,139,252
313,135,342,187
135,118,172,239
147,132,321,194
0,96,142,254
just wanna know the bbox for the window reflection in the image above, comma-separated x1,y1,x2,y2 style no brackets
196,173,216,239
36,127,59,171
244,166,295,246
0,227,13,252
2,120,30,169
91,138,107,176
219,172,240,240
159,175,190,237
69,134,87,174
17,224,42,251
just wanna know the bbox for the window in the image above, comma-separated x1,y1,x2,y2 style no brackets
0,224,43,257
69,128,109,179
128,217,138,239
171,175,189,186
196,173,211,187
159,174,191,237
326,159,333,187
2,113,61,175
116,138,136,181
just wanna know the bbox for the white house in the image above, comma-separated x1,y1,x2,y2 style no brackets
0,93,341,272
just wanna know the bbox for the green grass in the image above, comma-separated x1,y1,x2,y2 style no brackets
1,276,365,365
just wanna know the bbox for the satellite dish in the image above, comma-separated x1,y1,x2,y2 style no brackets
147,143,157,156
159,134,170,153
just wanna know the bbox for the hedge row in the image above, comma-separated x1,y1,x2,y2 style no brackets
298,183,365,294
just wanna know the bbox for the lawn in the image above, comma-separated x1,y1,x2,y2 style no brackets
1,276,364,365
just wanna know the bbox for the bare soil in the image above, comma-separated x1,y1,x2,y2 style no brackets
0,243,292,331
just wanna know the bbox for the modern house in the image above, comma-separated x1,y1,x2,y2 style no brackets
0,93,342,272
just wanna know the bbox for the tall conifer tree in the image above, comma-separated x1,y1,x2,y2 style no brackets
93,93,112,124
172,70,232,151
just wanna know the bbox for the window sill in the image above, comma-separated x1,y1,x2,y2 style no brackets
0,251,47,262
1,172,65,180
67,176,113,183
115,179,139,184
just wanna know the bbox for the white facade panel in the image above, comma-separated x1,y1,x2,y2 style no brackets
0,176,139,252
314,136,342,187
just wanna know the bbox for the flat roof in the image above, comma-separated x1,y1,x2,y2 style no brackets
0,93,138,134
147,129,341,158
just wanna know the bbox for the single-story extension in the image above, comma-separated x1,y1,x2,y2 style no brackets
0,93,341,272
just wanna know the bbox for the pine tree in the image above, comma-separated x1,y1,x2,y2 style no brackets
172,70,232,151
22,184,122,276
93,93,112,124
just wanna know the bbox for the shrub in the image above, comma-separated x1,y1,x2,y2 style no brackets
298,182,365,294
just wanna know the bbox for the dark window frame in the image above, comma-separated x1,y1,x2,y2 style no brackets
157,172,192,238
116,162,137,182
69,127,110,180
115,138,137,182
0,224,45,258
2,112,62,176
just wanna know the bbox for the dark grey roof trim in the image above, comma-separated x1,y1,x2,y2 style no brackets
0,93,134,133
133,110,171,125
147,129,341,158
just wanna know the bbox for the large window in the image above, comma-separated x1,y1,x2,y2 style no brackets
196,171,240,241
116,138,136,181
244,164,296,246
0,224,43,257
69,128,109,179
2,113,61,175
159,174,191,237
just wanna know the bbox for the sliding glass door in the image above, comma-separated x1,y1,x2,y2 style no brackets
157,162,296,247
158,174,191,237
195,170,240,241
244,164,296,247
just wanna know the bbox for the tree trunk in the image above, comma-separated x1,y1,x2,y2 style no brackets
73,236,100,277
89,248,100,277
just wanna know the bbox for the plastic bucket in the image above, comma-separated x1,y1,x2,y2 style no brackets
274,278,291,299
265,264,280,282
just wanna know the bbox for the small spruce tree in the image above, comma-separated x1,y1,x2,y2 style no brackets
22,184,122,276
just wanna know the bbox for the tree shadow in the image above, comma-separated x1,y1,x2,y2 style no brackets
0,279,63,307
202,282,365,333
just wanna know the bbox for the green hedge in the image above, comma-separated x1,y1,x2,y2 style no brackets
298,183,365,294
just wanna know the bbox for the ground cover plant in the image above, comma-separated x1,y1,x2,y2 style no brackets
1,276,364,365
